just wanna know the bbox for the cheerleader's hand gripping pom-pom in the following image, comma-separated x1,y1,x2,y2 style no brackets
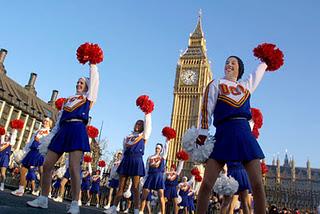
98,160,106,168
162,127,176,141
10,119,24,130
55,98,66,111
253,43,284,71
191,167,200,176
136,95,154,114
196,135,207,145
83,155,92,163
195,174,203,182
77,42,104,65
182,126,215,164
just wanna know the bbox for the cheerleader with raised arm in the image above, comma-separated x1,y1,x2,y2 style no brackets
0,125,18,191
104,95,154,214
105,151,122,209
195,43,284,214
11,118,52,196
177,175,194,214
164,159,185,213
26,43,102,214
139,127,175,214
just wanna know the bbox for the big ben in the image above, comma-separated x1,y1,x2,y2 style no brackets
167,14,213,174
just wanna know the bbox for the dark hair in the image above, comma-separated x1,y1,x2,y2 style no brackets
156,143,163,149
134,120,144,133
228,56,244,80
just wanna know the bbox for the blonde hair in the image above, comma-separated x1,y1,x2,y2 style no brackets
44,117,53,129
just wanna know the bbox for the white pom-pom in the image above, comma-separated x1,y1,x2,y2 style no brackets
182,126,215,164
56,165,67,178
39,134,54,156
176,195,182,204
13,150,25,163
213,174,239,196
123,190,132,199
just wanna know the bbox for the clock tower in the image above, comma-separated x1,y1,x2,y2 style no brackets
167,14,213,174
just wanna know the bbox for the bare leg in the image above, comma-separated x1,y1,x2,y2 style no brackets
132,176,141,209
239,190,250,214
146,201,152,214
107,187,114,207
196,159,224,214
0,167,6,183
38,166,43,192
173,197,179,214
31,181,35,192
58,178,68,198
112,175,128,206
96,194,100,207
244,159,266,214
228,195,239,214
158,189,165,214
69,150,83,201
220,195,232,214
140,188,150,212
41,151,61,196
19,166,28,188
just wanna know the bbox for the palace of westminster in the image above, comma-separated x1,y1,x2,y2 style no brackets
0,15,319,211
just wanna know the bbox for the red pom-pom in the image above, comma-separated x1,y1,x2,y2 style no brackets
260,162,269,175
83,155,92,163
55,98,66,111
176,150,189,161
88,44,104,64
10,119,24,130
77,43,91,64
77,43,104,65
252,126,260,139
195,174,203,182
0,126,5,136
136,95,154,114
98,160,106,168
191,167,200,176
251,108,263,129
162,127,176,140
253,43,284,71
87,126,99,138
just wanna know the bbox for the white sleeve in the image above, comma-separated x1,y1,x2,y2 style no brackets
161,140,169,160
145,157,150,176
176,160,184,175
23,132,37,153
39,111,62,155
87,64,99,104
143,113,152,140
188,175,195,186
88,162,92,174
199,81,218,136
9,129,18,146
239,63,268,94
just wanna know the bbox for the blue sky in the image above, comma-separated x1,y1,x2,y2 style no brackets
2,1,319,168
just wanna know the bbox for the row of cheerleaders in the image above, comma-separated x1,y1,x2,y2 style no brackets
0,42,284,214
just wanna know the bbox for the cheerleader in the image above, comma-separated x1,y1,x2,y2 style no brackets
164,160,184,214
196,43,284,214
11,118,52,196
177,176,194,214
0,128,17,191
105,151,122,209
187,186,195,214
104,112,152,214
26,167,39,195
87,170,102,208
139,141,169,214
26,62,100,214
82,166,92,206
226,162,252,214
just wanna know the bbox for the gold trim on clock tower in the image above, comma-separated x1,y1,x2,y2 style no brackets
167,14,213,174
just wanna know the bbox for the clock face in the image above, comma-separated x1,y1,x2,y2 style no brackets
181,70,198,85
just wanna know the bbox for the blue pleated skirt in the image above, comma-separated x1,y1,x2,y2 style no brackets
228,165,251,194
143,172,165,190
90,182,100,194
209,119,265,162
117,154,145,177
48,121,90,154
0,146,11,168
164,185,178,199
53,179,61,189
178,190,189,207
26,170,36,181
21,143,44,168
188,195,195,211
81,180,91,191
108,179,119,188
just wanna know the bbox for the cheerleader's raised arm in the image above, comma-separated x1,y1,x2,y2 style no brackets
239,62,267,94
143,113,152,142
86,64,100,106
